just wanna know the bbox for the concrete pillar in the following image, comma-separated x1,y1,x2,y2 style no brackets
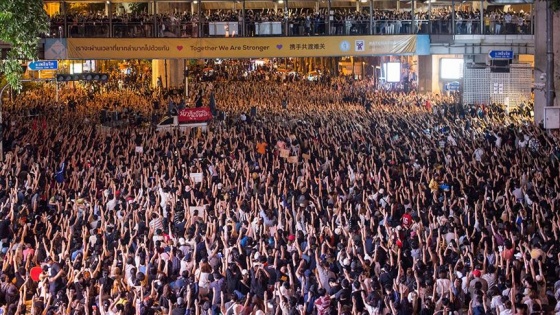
480,0,484,35
152,59,183,89
534,1,547,124
552,13,560,106
451,0,456,35
369,0,373,35
327,0,332,35
107,3,113,37
431,55,441,94
534,3,560,125
197,1,202,38
417,55,433,93
242,0,246,37
411,1,415,33
153,1,158,37
62,1,67,37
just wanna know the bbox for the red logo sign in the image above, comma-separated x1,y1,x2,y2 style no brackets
178,107,213,123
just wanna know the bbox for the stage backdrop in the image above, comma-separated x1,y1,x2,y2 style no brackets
65,35,422,59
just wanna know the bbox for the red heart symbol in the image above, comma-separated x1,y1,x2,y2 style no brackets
177,46,183,51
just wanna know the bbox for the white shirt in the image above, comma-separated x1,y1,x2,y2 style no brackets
380,195,390,209
125,263,135,287
106,198,117,211
490,295,503,311
474,148,484,162
436,278,451,296
316,264,333,292
153,235,164,245
365,302,381,315
208,165,218,177
196,269,211,288
158,187,169,213
495,135,502,148
512,187,523,200
498,306,513,315
180,259,194,275
518,136,529,148
88,234,98,247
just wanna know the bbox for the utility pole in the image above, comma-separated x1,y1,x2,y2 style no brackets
546,0,555,107
164,59,168,89
184,65,189,99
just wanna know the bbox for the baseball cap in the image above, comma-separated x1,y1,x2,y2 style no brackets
472,269,481,278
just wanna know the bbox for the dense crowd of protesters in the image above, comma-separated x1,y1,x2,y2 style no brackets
45,6,532,38
1,76,559,315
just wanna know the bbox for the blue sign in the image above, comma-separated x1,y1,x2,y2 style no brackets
489,50,514,59
444,81,461,92
28,60,58,71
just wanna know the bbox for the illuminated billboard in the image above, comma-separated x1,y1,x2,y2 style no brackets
385,62,401,83
440,58,464,80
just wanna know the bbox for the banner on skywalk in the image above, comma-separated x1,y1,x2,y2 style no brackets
66,35,420,59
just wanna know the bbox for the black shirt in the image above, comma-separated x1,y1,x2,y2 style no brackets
334,288,352,306
172,307,187,315
0,219,11,239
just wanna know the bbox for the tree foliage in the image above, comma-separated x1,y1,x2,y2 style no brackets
553,0,560,12
129,3,149,14
66,3,106,15
0,0,49,91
